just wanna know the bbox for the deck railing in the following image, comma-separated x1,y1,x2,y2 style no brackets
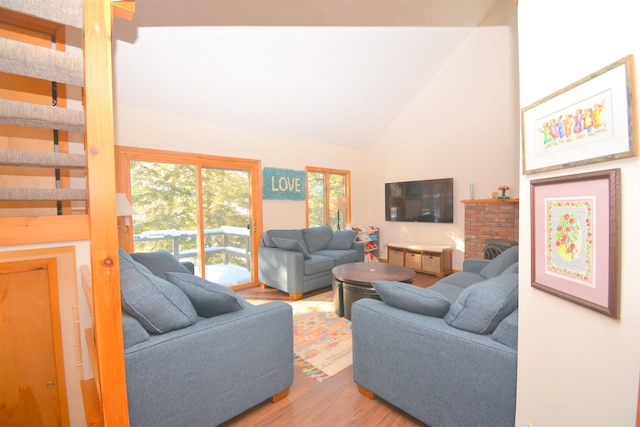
134,225,250,270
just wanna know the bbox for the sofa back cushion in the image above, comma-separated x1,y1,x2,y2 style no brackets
491,308,519,350
326,229,357,250
479,246,519,279
444,272,518,334
131,250,191,278
122,312,150,348
302,225,334,253
119,249,198,334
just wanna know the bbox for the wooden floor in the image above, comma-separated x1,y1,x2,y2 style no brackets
221,272,439,427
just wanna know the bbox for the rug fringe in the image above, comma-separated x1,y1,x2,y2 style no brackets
294,354,330,382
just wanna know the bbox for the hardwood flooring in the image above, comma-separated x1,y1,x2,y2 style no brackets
221,272,439,427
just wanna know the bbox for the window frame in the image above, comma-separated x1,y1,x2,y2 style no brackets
305,166,351,230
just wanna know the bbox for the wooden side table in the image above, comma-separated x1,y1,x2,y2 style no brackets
332,262,415,320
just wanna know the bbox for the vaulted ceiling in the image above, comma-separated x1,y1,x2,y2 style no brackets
112,0,503,150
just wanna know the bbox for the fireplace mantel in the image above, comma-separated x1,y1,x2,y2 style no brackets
461,198,519,204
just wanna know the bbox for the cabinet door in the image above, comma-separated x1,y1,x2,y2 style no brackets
405,251,422,270
388,248,404,265
422,253,441,274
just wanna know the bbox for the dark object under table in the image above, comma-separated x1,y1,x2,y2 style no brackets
332,262,416,320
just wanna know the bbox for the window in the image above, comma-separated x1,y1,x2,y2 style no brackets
306,167,350,230
115,146,262,287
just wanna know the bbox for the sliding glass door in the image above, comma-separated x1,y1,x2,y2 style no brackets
116,147,262,287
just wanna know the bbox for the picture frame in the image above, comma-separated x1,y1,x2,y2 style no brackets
530,169,621,318
522,55,637,175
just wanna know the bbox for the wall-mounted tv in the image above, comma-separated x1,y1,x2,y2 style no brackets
385,178,454,223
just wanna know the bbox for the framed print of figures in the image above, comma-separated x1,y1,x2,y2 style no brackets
522,55,637,175
530,169,621,318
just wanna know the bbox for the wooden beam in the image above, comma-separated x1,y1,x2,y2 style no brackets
0,215,89,246
84,0,129,425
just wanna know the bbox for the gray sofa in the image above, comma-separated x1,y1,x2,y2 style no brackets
258,225,364,300
118,249,294,427
352,246,519,427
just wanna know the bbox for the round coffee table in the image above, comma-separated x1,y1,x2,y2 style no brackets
332,262,416,320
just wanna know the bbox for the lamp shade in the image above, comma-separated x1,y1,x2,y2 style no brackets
330,196,348,210
116,193,138,216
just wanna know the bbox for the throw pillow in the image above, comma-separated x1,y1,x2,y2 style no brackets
479,246,519,279
272,237,311,259
262,229,306,249
165,272,243,318
372,280,451,318
130,250,191,279
444,273,518,334
119,248,198,334
326,229,357,250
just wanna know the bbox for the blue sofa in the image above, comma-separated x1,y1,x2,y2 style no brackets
258,225,364,300
352,246,519,427
118,249,294,427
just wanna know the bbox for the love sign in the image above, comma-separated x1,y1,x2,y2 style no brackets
262,167,306,201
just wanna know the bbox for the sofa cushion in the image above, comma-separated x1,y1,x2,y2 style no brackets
165,272,243,318
502,261,519,274
131,250,191,278
303,254,335,275
119,249,198,334
491,308,519,350
122,311,150,348
373,280,450,317
479,245,519,279
326,229,357,250
437,271,486,289
272,237,311,259
302,225,334,253
428,282,466,304
444,273,518,334
313,248,361,266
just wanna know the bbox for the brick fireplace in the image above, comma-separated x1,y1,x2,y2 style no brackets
463,199,519,259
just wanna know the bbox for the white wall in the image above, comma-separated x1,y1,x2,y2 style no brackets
114,104,369,230
517,1,640,425
368,0,520,268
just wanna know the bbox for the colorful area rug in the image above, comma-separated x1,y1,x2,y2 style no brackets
250,291,353,382
289,291,353,382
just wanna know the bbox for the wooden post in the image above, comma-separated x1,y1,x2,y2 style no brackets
84,0,130,425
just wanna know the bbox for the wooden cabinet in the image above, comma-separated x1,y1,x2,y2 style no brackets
387,243,453,277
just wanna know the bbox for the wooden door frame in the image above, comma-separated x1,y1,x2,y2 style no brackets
114,145,263,285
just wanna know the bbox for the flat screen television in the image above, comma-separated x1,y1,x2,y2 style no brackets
385,178,454,223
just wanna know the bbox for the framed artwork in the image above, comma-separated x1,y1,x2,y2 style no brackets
530,169,621,318
522,55,637,175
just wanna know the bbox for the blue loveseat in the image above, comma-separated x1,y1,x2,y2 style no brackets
352,246,519,427
258,225,364,300
118,249,293,427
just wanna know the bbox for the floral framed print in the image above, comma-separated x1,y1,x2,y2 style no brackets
530,169,621,318
522,55,637,175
